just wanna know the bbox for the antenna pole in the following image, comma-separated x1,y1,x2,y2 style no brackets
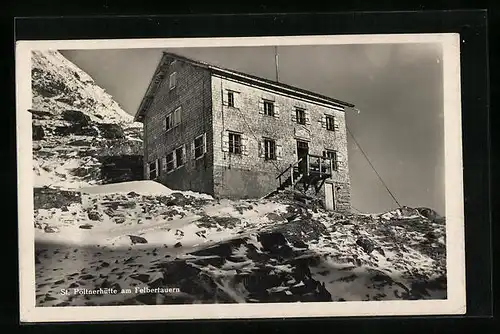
275,46,279,82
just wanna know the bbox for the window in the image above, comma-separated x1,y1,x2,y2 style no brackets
175,146,184,168
164,113,172,131
228,132,242,154
164,107,181,131
169,72,177,90
166,152,175,172
323,150,338,170
227,91,234,107
263,100,275,116
194,134,205,159
296,108,306,125
148,160,158,179
326,115,336,131
264,139,276,160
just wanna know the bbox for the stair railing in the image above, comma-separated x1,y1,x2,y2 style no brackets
276,157,304,188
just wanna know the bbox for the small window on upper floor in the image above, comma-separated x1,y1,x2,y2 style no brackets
169,72,177,90
173,107,182,126
326,115,336,131
227,91,235,107
263,100,275,116
296,108,306,125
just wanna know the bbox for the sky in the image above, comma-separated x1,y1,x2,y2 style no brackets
61,42,444,215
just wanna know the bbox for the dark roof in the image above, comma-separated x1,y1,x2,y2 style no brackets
134,51,355,122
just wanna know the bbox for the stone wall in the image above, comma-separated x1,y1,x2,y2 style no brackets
210,74,351,209
143,56,214,195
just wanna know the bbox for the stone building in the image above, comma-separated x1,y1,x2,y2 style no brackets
135,52,355,211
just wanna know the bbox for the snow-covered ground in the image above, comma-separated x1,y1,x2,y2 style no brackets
34,181,447,306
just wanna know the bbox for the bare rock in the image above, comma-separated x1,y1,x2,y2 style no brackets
87,210,102,221
79,224,93,229
128,235,148,244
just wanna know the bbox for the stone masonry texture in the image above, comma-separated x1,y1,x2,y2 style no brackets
143,56,214,195
142,55,351,212
210,75,351,211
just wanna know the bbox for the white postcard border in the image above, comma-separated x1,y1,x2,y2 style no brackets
16,33,466,322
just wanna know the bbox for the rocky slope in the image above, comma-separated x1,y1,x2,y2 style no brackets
31,50,144,189
34,181,447,306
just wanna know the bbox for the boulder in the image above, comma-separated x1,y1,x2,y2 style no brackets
32,124,45,140
33,187,81,209
97,123,125,139
356,237,375,254
62,110,91,126
128,235,148,244
79,224,93,229
87,210,102,221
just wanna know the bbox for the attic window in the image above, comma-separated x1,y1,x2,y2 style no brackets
169,72,177,90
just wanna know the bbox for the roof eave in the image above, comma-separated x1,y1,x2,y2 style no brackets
209,67,355,109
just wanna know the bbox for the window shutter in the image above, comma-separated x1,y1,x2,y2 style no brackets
222,90,228,106
162,117,167,131
155,160,159,177
320,115,327,128
305,110,311,125
276,144,283,160
274,103,280,118
221,131,229,152
162,156,167,171
182,145,187,163
259,141,265,158
233,93,239,109
202,133,207,153
336,153,343,170
173,151,177,168
176,108,182,125
191,141,196,160
334,117,340,131
241,134,249,156
291,110,297,123
145,163,150,179
258,100,264,114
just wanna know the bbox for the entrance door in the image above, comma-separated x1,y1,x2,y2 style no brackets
296,140,309,174
324,183,336,211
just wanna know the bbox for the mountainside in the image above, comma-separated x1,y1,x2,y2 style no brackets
31,50,144,188
34,181,447,306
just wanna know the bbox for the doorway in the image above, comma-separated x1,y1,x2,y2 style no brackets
324,183,336,211
296,140,309,174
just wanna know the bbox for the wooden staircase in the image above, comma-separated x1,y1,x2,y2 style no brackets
263,154,335,199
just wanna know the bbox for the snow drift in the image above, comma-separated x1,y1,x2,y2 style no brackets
34,182,447,306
